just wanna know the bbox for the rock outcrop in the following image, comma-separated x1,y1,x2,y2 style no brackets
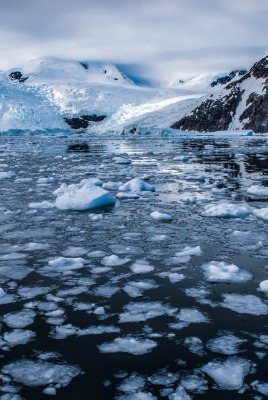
171,55,268,133
64,114,107,130
9,71,28,83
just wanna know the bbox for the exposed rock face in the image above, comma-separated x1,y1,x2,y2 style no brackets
171,55,268,133
211,70,247,87
64,114,107,130
171,88,243,132
9,71,28,83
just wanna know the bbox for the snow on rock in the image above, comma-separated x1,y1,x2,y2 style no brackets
119,301,177,323
221,294,268,315
202,203,250,218
1,359,81,387
101,255,131,267
253,207,268,221
202,357,252,390
98,337,157,355
0,172,16,179
207,334,246,355
118,179,155,192
130,260,155,274
28,201,55,210
48,257,87,272
54,181,115,211
247,185,268,197
202,261,252,283
150,211,173,221
259,280,268,293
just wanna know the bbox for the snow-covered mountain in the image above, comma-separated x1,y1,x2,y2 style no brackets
1,55,268,134
171,55,268,133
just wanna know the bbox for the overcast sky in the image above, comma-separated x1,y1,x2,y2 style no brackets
0,0,267,85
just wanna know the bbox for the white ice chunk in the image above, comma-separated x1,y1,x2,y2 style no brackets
118,373,145,392
130,260,154,274
3,310,36,328
202,203,250,218
202,357,252,390
113,157,132,165
48,257,87,272
260,280,268,293
3,329,35,347
174,246,202,263
102,181,123,190
28,201,55,210
54,182,115,211
101,255,131,267
2,359,81,387
119,179,155,192
170,308,210,330
116,393,157,400
0,172,16,179
207,334,246,355
98,337,157,355
251,380,268,396
119,301,177,323
253,207,268,221
202,261,252,283
150,211,172,221
247,185,268,197
169,386,192,400
221,293,268,315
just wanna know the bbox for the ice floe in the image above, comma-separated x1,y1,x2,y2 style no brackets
28,201,55,210
202,203,250,218
221,294,268,315
119,301,177,323
253,207,268,221
202,261,252,283
247,185,268,198
118,179,155,192
259,280,268,293
170,308,210,330
98,337,157,355
202,357,252,390
101,255,131,267
130,260,155,274
3,310,36,328
207,334,246,355
150,211,172,221
54,181,115,210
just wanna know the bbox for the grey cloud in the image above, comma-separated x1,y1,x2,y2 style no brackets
0,0,267,84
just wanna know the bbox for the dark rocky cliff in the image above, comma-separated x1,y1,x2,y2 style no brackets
171,55,268,133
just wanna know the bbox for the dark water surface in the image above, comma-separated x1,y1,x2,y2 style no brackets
0,134,267,399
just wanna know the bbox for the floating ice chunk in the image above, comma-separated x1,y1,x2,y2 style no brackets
94,307,105,315
23,242,50,251
80,178,103,187
0,172,16,179
253,207,268,221
202,261,252,283
0,265,32,280
130,260,154,274
123,281,158,297
94,284,120,298
98,337,157,355
260,280,268,293
207,334,246,355
43,387,57,395
148,370,179,386
3,329,35,347
116,393,157,400
88,213,104,221
119,179,155,192
116,192,140,200
88,250,106,258
184,337,204,356
150,211,173,221
172,246,202,264
251,380,268,396
76,325,120,336
37,177,55,184
113,157,132,165
202,357,252,390
169,386,192,400
54,182,115,211
118,373,145,392
180,375,208,394
101,255,131,267
18,286,52,299
0,288,6,297
2,359,81,387
229,230,264,251
158,272,185,283
119,301,177,323
28,201,55,210
48,257,87,272
202,203,250,218
247,185,268,197
170,308,210,330
102,181,123,190
221,294,268,315
3,310,36,328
